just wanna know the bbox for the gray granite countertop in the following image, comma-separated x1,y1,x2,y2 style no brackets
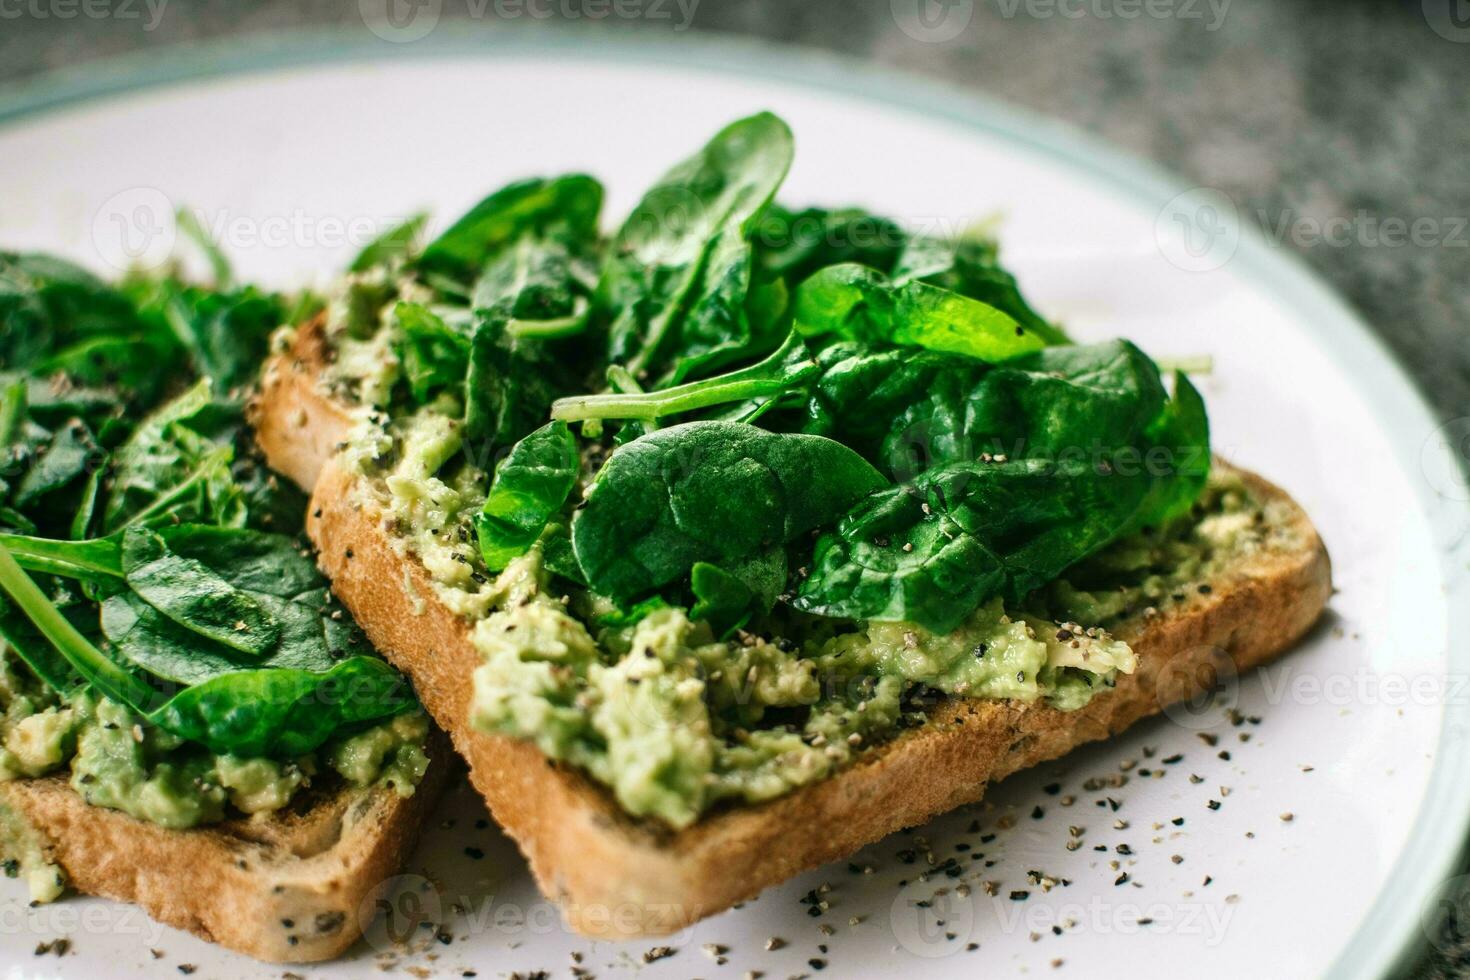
1,0,1467,975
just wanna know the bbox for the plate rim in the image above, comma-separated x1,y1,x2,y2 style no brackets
1,25,1466,980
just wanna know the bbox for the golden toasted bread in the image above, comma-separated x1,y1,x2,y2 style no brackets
0,733,450,962
251,319,1331,938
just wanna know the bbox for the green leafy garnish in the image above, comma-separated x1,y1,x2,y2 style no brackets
570,421,884,603
474,421,580,572
599,112,794,384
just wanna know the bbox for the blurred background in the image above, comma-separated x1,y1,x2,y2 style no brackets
1,2,1467,975
1,0,1466,427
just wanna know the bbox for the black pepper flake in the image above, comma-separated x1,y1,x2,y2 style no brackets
1162,754,1183,764
1207,800,1221,811
464,846,485,860
1114,872,1130,886
1043,782,1061,795
1009,890,1029,901
1031,806,1045,820
809,958,828,971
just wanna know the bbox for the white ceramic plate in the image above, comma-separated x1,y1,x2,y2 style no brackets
1,30,1467,980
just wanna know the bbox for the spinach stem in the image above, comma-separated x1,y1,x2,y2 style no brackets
0,533,124,580
0,543,153,710
551,333,814,422
504,297,590,339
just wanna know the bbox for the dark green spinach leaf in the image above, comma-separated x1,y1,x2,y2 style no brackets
571,420,884,602
599,113,793,384
418,175,602,286
474,420,580,572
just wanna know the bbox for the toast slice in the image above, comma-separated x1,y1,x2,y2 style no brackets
0,733,450,963
252,319,1332,939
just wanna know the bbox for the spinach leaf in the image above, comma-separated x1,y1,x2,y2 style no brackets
418,175,602,286
893,233,1069,346
794,370,1209,632
150,655,410,758
799,339,1169,479
752,204,906,287
0,532,408,757
689,549,786,637
571,421,884,602
14,421,97,507
0,252,153,372
31,332,183,401
464,234,595,453
793,263,1046,363
351,212,428,273
473,234,593,339
101,381,246,532
175,208,234,288
394,301,471,405
0,595,85,693
120,527,280,657
101,526,353,684
599,113,794,384
161,285,284,393
474,420,580,572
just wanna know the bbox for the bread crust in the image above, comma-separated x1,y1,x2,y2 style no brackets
252,320,1332,938
0,732,451,962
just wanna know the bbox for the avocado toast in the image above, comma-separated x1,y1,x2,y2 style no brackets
253,113,1331,937
0,249,447,962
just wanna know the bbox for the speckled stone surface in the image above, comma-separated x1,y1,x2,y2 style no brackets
1,0,1467,974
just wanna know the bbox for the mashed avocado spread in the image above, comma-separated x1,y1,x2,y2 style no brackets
0,645,430,901
319,283,1276,829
